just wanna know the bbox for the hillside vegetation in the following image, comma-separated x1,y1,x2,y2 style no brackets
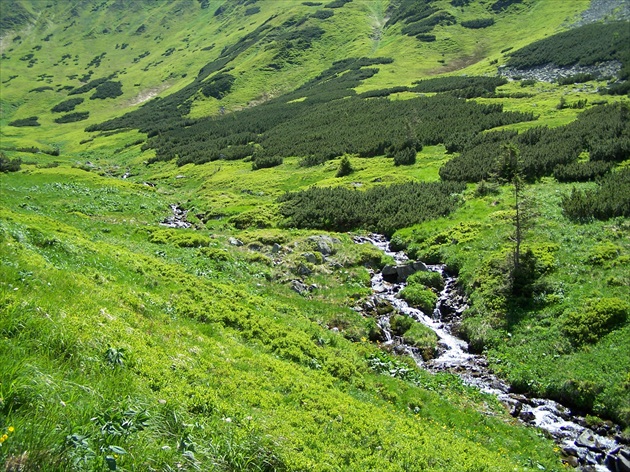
1,0,629,470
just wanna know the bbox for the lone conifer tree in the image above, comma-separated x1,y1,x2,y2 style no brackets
336,155,354,177
495,143,534,295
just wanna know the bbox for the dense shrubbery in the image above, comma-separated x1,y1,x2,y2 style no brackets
0,153,21,172
561,169,630,221
401,11,456,38
358,86,409,98
311,9,333,19
439,103,630,182
51,97,85,113
29,86,53,92
252,155,283,170
602,80,630,96
506,21,630,72
8,116,40,127
279,181,465,236
410,76,507,97
336,155,353,177
393,147,417,166
553,161,613,182
491,0,522,11
68,77,109,95
324,0,351,8
244,6,260,15
109,55,529,169
562,298,629,345
461,18,494,29
54,111,90,123
90,81,123,100
201,73,235,99
557,73,594,85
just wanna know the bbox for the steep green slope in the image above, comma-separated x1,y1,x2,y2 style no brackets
1,0,591,152
1,0,630,470
0,165,562,470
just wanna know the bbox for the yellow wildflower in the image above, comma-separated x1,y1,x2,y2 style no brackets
7,426,14,433
1,434,7,442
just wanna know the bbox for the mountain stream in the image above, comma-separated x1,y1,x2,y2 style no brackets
354,234,628,472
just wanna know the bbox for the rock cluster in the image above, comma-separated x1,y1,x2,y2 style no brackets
498,61,622,84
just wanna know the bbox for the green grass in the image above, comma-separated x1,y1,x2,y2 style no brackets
1,1,629,469
0,163,565,470
392,178,630,428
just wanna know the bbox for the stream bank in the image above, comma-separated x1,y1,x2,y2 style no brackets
354,234,629,472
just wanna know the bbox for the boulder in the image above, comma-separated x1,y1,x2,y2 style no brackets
302,252,322,264
382,261,428,283
562,455,579,468
296,263,312,276
229,237,244,247
575,430,603,452
307,235,338,256
619,449,630,472
290,280,309,295
518,410,536,423
271,243,282,254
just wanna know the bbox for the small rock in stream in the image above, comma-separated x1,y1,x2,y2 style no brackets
518,410,536,423
576,430,604,452
561,455,580,468
509,402,522,418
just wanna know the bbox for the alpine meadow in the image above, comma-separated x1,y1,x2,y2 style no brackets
1,0,629,470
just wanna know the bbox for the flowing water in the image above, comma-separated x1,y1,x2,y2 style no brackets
354,234,628,472
160,204,193,228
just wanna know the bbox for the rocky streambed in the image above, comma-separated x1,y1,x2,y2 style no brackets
160,204,193,229
353,234,629,472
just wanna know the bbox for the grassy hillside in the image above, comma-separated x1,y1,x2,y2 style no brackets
1,0,629,470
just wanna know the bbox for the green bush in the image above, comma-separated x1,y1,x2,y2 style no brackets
562,297,629,345
461,18,494,29
201,73,235,99
587,242,621,265
228,209,275,229
399,285,438,314
0,153,21,172
9,116,39,127
51,97,85,113
562,168,630,221
402,323,438,360
90,81,123,100
252,155,283,170
394,147,416,166
311,9,333,19
199,247,232,261
407,271,444,291
390,314,414,335
54,112,90,123
148,229,212,248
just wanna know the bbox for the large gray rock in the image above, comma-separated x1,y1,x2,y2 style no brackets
619,449,630,472
575,430,603,452
382,261,428,283
290,280,309,296
302,252,322,264
307,235,338,256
